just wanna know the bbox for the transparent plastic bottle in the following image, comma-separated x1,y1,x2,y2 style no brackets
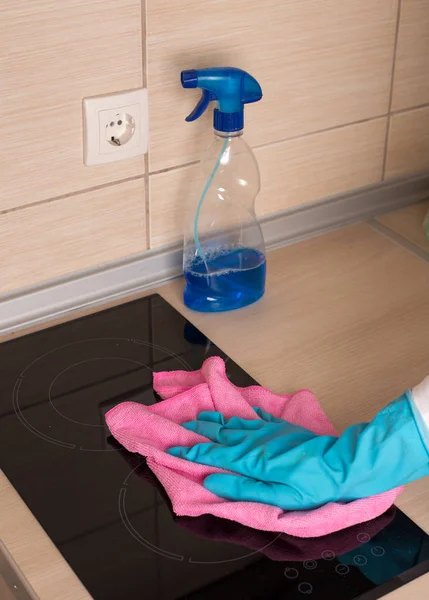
183,129,266,312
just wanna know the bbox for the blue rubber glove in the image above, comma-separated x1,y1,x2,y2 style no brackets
167,393,429,510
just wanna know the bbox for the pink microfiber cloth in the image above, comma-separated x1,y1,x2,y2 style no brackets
106,356,402,538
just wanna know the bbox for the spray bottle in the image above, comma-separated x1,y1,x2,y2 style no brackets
181,67,266,312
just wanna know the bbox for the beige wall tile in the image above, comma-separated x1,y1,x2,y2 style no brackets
150,118,386,247
256,118,386,216
0,1,144,211
392,0,429,111
1,179,146,293
377,200,429,253
147,0,397,172
385,107,429,179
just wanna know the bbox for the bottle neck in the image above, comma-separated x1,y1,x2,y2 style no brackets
214,129,243,138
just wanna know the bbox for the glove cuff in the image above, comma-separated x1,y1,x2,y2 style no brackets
412,376,429,427
408,384,429,458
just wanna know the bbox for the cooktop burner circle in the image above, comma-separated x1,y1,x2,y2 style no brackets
48,356,153,428
13,337,192,452
118,459,283,565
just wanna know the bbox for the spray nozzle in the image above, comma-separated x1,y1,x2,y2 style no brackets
181,67,262,132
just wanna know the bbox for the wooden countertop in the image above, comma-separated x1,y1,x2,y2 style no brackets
1,220,429,599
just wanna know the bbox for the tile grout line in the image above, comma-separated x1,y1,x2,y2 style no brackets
140,0,147,90
369,219,429,264
148,114,389,176
381,0,402,181
145,165,151,249
141,0,151,250
0,175,145,217
148,100,429,178
145,101,429,177
149,159,199,177
252,115,388,152
391,101,429,116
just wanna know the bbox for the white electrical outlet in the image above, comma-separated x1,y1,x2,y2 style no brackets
83,88,148,166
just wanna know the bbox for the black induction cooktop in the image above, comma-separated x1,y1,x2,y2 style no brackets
1,294,429,600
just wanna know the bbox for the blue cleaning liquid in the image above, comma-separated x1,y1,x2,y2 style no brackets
183,247,266,312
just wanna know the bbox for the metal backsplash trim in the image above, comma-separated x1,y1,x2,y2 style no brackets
1,174,429,336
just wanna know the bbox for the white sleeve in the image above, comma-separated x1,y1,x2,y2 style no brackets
411,376,429,432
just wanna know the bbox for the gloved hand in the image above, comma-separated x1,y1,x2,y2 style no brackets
167,393,429,510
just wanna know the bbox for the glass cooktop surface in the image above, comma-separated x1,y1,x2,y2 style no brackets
1,294,428,600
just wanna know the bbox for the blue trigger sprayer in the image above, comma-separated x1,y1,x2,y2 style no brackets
181,67,266,312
